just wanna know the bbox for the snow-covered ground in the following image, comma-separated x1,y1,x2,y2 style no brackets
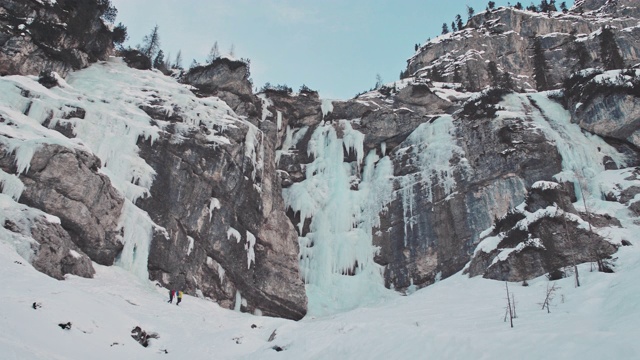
2,233,639,359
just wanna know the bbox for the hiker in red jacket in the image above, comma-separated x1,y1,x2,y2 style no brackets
168,289,175,304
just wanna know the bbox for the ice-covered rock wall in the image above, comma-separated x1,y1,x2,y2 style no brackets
0,58,307,320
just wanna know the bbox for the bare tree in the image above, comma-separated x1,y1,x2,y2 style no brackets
504,282,514,328
164,51,172,69
173,50,183,69
540,282,559,313
229,44,235,57
556,206,580,287
206,41,220,63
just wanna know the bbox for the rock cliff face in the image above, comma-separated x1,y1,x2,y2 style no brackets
0,0,114,77
2,0,640,319
407,1,640,91
136,106,306,319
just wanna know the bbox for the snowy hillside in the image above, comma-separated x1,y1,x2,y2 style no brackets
2,232,640,359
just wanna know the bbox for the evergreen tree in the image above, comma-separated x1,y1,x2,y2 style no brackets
153,50,165,69
442,23,449,35
514,2,524,10
452,21,457,32
431,65,445,82
453,64,462,84
99,0,118,23
467,6,475,21
488,1,496,10
568,29,590,70
600,25,624,70
540,0,550,12
415,43,419,51
112,22,128,45
375,73,383,89
139,25,161,59
532,36,550,90
488,61,500,87
466,64,478,91
456,14,464,30
206,42,220,63
500,72,514,90
560,2,568,12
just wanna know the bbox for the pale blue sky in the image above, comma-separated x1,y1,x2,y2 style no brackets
111,1,574,99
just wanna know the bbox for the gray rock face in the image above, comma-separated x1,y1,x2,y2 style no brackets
3,213,95,280
565,70,640,148
137,116,306,320
467,184,618,281
574,0,640,17
407,3,639,91
29,217,96,279
182,59,260,118
0,0,114,77
376,95,563,289
0,144,125,265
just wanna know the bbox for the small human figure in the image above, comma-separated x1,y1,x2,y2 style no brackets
176,290,183,306
168,289,175,304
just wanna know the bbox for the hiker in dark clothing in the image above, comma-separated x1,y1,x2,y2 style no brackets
168,289,175,304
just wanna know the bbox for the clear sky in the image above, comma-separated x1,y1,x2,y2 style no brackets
110,0,574,99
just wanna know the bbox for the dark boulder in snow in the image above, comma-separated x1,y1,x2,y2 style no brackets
131,326,158,347
120,48,152,70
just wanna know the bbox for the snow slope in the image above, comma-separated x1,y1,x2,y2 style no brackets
1,230,639,359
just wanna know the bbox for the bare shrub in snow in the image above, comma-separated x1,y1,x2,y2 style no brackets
540,282,560,313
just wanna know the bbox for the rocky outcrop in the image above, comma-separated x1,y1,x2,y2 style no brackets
0,144,125,265
182,58,260,118
468,182,618,281
374,93,564,289
406,4,640,91
564,69,640,148
0,0,115,77
2,211,95,280
29,217,95,280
